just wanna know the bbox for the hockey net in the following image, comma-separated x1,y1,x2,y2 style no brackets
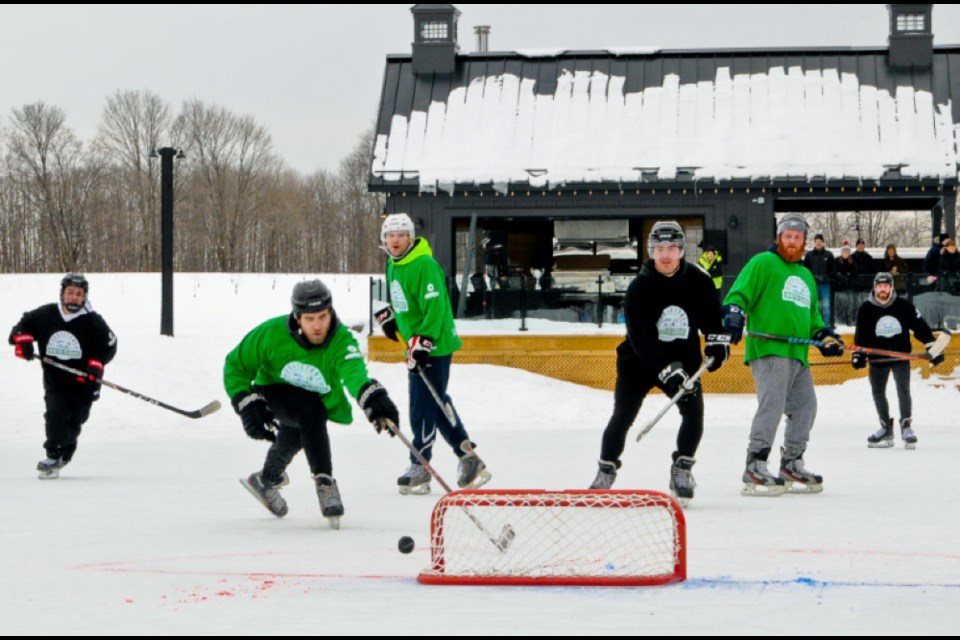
418,490,685,586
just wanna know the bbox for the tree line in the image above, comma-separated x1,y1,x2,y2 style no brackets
0,90,385,274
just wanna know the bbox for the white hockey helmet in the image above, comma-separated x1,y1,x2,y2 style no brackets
380,213,416,243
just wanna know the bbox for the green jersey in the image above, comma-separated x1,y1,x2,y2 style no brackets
224,315,370,424
724,249,826,365
386,238,462,356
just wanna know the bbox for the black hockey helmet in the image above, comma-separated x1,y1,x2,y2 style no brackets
647,221,685,256
61,272,89,293
291,279,333,317
776,213,809,238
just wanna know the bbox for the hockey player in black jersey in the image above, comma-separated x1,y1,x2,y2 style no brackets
9,274,118,478
853,272,944,449
589,221,730,505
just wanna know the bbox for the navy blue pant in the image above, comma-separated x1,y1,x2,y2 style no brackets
409,355,470,464
258,384,331,483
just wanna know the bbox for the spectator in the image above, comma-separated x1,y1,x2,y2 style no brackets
836,240,856,289
803,233,836,326
939,239,960,294
882,244,910,293
924,233,951,285
852,239,875,290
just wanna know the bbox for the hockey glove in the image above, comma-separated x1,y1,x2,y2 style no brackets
658,361,693,397
851,351,867,369
358,380,400,436
85,359,104,382
814,328,844,357
231,391,277,442
374,306,399,342
925,342,945,367
721,305,746,344
704,333,731,372
12,334,35,361
406,335,434,371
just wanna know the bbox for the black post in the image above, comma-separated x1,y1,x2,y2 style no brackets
159,147,176,337
520,283,528,332
596,275,604,328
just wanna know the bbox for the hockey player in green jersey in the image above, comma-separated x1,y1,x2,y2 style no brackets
723,213,845,496
225,279,400,527
375,213,490,496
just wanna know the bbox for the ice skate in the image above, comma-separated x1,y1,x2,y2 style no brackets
900,418,918,450
240,471,289,518
741,451,786,496
589,460,618,490
397,463,432,495
669,456,696,507
779,450,823,494
36,457,67,480
867,419,894,448
457,441,491,489
315,473,344,529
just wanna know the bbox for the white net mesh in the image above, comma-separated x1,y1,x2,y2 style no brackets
419,490,685,586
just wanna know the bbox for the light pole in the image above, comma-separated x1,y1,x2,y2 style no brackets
150,146,185,336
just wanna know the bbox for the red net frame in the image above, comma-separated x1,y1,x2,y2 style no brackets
418,489,686,587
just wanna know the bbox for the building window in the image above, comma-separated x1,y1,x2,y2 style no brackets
420,21,449,41
896,14,926,32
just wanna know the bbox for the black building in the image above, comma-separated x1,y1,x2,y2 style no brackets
370,4,959,304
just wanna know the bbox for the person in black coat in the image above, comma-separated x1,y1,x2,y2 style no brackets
938,239,960,294
803,233,836,326
854,272,943,449
923,233,950,285
851,239,876,290
9,274,117,478
589,221,730,506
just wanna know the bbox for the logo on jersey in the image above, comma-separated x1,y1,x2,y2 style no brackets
781,276,811,309
280,362,332,394
656,306,690,342
875,316,903,339
425,283,440,300
46,331,82,360
344,344,363,361
390,280,409,313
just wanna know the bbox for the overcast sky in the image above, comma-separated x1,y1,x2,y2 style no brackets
3,4,959,175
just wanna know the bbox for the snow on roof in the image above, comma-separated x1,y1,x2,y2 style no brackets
371,65,960,193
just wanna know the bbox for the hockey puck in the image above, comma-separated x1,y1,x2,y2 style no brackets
398,536,415,554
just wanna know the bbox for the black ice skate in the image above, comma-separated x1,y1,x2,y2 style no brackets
457,441,491,489
314,473,344,529
741,450,786,496
669,455,696,507
397,463,432,495
589,460,618,490
778,449,823,494
240,471,289,518
900,418,918,450
36,457,67,480
867,419,895,448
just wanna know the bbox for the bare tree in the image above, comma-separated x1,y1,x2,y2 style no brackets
94,90,172,270
5,102,105,271
336,126,385,272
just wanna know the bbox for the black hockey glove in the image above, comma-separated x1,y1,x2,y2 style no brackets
721,305,746,344
658,361,693,397
407,335,434,371
374,306,400,342
851,351,867,370
12,334,35,361
925,342,945,367
704,333,731,372
231,391,277,442
814,328,844,357
358,380,400,436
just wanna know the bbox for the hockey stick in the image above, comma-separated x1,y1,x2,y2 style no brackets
746,331,937,361
384,419,515,552
41,357,221,419
636,358,713,442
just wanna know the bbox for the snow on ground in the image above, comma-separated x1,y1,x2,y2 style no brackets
1,273,959,634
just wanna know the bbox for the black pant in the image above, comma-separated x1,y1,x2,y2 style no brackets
257,384,331,484
43,387,93,461
599,354,704,465
869,362,912,423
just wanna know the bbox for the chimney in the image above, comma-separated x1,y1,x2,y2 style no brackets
474,25,490,53
887,4,933,69
411,4,461,76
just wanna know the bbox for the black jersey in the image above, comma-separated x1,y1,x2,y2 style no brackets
619,260,724,376
9,303,117,391
854,295,935,363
